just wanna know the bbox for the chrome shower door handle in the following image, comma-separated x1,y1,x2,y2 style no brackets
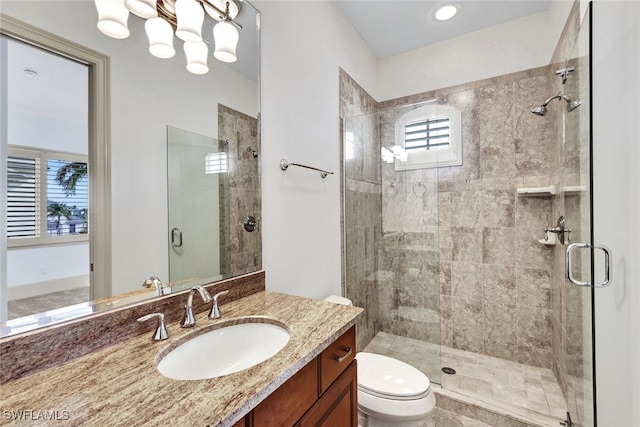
171,227,183,248
566,243,612,287
594,244,612,287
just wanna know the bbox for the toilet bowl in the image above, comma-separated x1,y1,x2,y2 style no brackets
324,296,436,427
356,352,435,427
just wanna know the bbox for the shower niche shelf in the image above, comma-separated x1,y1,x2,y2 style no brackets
516,185,556,197
516,185,587,198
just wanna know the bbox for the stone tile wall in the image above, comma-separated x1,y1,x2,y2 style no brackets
378,66,556,369
218,104,261,277
341,0,586,413
340,69,381,351
341,65,559,368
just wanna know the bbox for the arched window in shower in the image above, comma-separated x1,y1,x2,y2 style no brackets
393,104,462,171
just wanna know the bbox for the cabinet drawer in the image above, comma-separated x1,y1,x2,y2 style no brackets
318,326,356,394
253,358,318,427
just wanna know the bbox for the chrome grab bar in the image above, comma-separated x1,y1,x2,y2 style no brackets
566,243,612,287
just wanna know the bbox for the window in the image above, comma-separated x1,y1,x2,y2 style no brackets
394,104,462,170
404,117,450,150
7,146,88,247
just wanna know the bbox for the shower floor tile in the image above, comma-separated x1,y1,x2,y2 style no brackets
363,332,568,424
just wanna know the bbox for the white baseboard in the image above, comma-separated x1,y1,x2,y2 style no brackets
8,275,90,301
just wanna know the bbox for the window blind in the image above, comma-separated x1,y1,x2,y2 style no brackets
7,156,40,238
404,117,450,150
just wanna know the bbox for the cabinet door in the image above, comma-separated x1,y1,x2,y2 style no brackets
233,417,248,427
296,360,357,427
253,358,319,427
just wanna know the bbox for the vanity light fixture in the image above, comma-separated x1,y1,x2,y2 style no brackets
94,0,243,74
434,4,458,21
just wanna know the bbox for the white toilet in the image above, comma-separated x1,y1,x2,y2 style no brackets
324,296,436,427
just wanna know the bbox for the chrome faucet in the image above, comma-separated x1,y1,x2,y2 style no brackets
137,312,170,341
142,276,165,296
208,290,229,319
181,286,212,328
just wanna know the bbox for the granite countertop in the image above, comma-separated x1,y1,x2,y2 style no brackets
0,291,363,426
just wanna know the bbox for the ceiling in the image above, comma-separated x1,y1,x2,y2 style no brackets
7,37,88,124
334,1,551,59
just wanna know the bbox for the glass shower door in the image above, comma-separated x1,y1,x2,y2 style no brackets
167,126,224,284
562,5,597,426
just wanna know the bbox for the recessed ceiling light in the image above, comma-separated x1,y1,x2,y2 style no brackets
434,4,458,21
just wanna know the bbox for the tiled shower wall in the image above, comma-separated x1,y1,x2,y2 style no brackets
342,66,561,368
380,68,557,369
340,70,381,351
218,104,262,278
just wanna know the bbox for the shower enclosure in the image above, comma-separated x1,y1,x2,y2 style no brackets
341,5,595,424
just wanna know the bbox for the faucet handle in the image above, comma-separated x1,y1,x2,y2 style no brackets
137,313,170,341
208,290,230,319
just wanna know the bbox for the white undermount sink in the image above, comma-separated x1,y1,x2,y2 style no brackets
157,320,290,380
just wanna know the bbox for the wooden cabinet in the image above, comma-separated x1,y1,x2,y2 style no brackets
296,361,357,427
253,359,319,427
249,326,357,427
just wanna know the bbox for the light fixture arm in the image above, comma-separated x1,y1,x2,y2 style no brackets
198,0,243,29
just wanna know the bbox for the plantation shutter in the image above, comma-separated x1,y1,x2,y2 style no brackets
7,154,40,238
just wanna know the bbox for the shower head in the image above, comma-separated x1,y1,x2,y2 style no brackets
531,104,548,116
531,92,581,116
531,92,561,117
565,97,582,112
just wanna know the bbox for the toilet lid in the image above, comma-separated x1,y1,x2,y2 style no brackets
356,352,430,400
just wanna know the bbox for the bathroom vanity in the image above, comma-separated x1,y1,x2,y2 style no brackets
0,290,362,426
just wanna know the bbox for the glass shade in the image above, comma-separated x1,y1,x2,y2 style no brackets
175,0,205,42
213,21,238,63
184,41,209,75
145,18,175,59
125,0,157,19
95,0,130,39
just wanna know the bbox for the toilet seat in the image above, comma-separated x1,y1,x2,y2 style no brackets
356,352,431,400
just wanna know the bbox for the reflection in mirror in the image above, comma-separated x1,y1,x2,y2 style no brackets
0,0,260,336
168,127,224,284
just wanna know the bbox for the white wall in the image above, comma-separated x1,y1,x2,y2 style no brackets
1,1,257,296
8,111,87,154
7,244,89,286
256,0,377,299
592,1,640,425
375,1,573,101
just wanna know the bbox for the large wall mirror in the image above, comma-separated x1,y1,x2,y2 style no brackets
0,0,260,336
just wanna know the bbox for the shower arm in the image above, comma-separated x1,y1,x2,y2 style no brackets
541,92,563,107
